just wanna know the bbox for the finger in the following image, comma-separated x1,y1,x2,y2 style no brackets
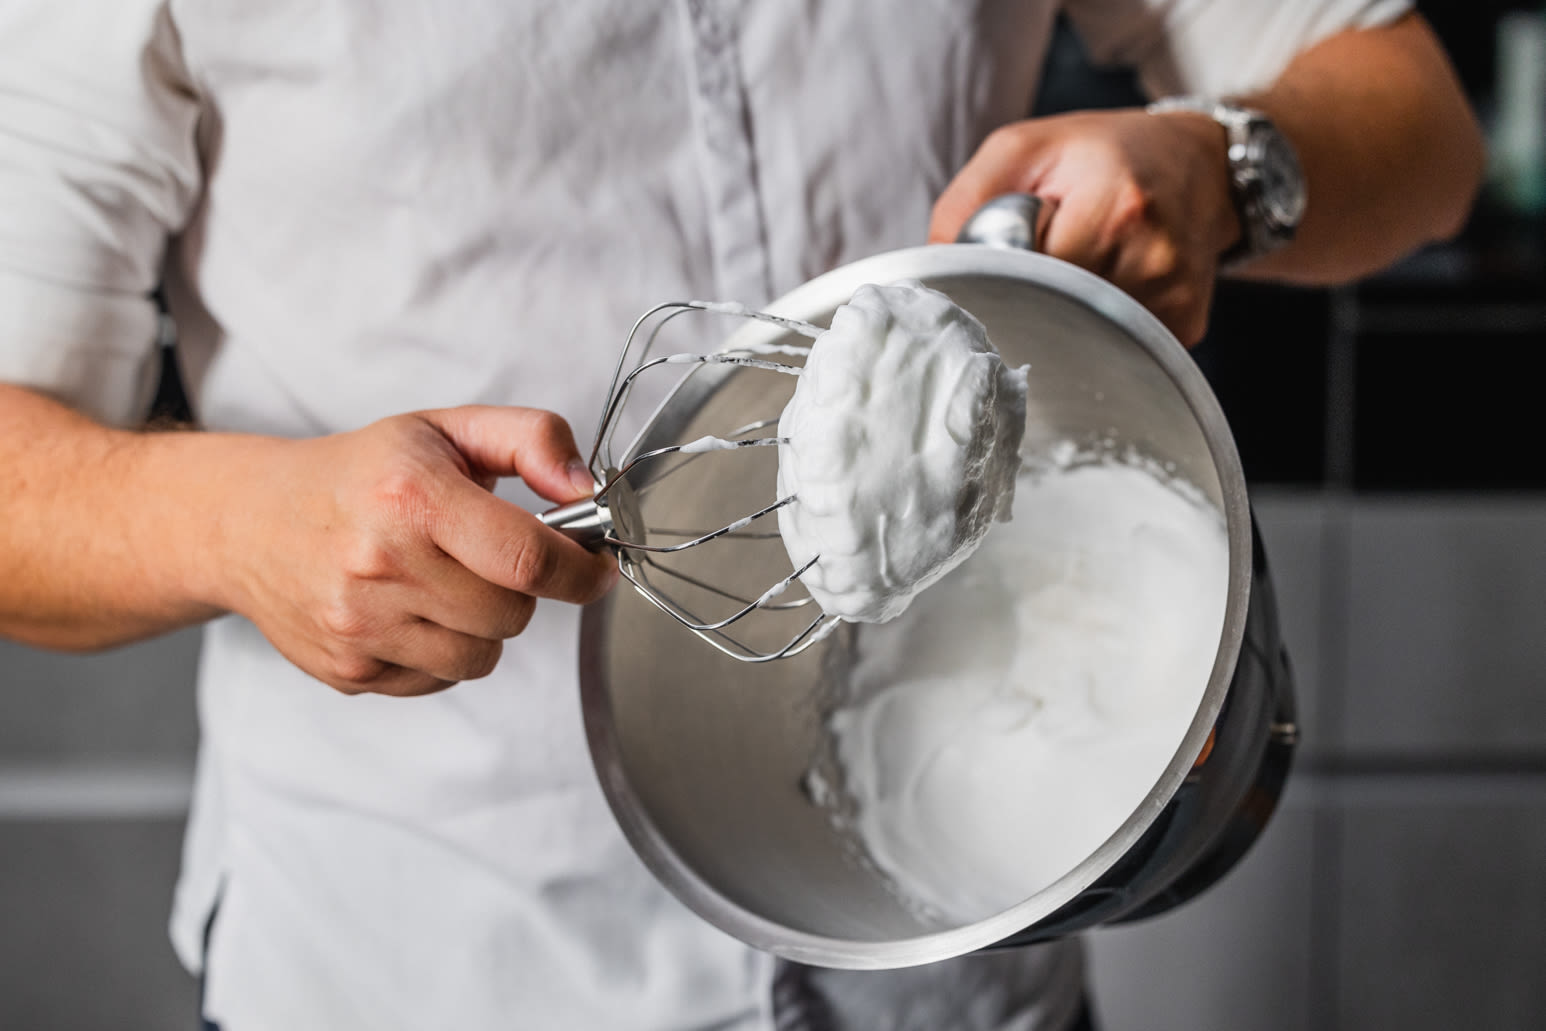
1152,274,1217,348
374,618,507,684
403,556,538,640
1038,186,1121,278
1107,228,1180,293
1105,231,1216,347
929,127,1042,244
1101,229,1178,317
419,405,596,505
318,652,457,699
351,666,458,699
429,479,619,604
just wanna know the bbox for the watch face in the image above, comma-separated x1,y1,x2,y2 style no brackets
1257,131,1307,231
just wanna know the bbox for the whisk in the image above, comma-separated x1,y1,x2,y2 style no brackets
538,301,842,663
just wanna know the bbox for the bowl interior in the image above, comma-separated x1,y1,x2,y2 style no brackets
582,248,1246,966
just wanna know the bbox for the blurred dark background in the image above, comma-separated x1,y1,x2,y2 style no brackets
4,4,1544,1029
1036,0,1546,493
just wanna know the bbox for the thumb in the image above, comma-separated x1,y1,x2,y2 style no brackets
417,405,597,504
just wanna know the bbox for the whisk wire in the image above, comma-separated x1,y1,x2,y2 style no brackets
594,436,784,510
632,553,815,612
631,416,781,499
604,493,798,554
589,302,816,477
578,300,841,663
619,557,840,663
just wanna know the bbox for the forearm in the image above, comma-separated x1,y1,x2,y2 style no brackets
0,383,267,650
1235,13,1484,283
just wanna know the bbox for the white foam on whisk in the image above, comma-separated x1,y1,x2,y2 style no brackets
676,435,744,454
751,576,791,607
722,341,812,358
691,300,753,316
691,300,824,340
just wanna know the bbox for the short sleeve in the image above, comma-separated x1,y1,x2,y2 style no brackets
0,1,202,426
1063,0,1414,100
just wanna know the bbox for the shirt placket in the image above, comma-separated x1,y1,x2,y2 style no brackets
679,0,771,306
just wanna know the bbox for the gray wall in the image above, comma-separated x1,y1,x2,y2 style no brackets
1087,492,1546,1030
0,630,201,1027
3,494,1544,1029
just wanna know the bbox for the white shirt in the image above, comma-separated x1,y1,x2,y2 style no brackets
0,1,1407,1028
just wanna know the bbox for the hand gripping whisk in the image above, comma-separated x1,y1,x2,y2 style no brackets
539,301,842,663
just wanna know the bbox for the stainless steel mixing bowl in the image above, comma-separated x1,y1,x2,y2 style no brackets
578,242,1297,969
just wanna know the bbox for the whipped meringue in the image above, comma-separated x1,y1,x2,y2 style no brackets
776,281,1028,623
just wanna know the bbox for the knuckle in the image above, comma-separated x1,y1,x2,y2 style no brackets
530,409,568,442
1142,238,1180,283
332,652,389,687
462,640,503,680
318,597,373,641
1110,182,1154,232
371,462,431,518
1170,281,1200,318
983,124,1029,159
406,678,457,698
340,537,400,582
373,673,451,698
506,535,559,593
502,594,537,638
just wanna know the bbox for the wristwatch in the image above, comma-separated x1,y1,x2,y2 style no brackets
1146,96,1307,266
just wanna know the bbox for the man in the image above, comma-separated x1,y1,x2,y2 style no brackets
0,1,1480,1028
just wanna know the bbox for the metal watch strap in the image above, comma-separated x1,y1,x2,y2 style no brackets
1145,96,1295,266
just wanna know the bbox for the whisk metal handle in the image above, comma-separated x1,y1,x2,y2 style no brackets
539,497,612,550
538,476,639,552
956,193,1048,251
